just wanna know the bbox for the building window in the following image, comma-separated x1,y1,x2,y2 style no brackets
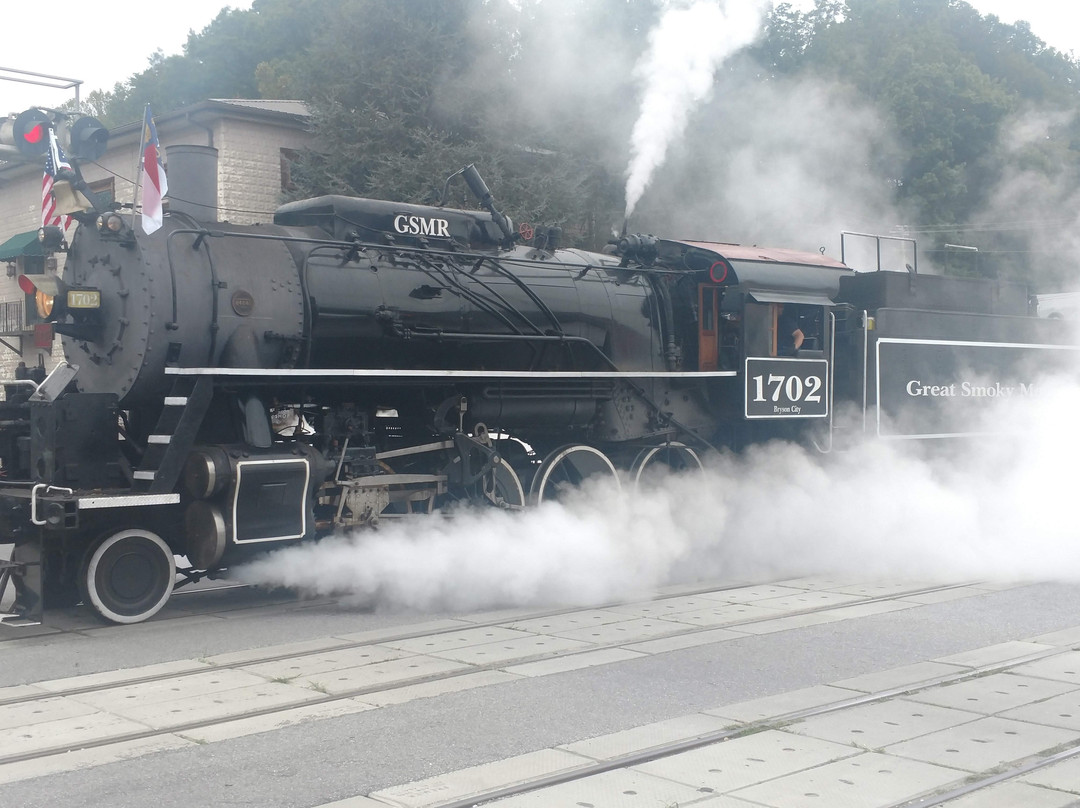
21,255,44,276
281,148,299,192
89,177,116,207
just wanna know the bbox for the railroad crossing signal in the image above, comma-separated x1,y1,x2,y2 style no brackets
0,108,51,157
0,109,109,163
62,115,108,161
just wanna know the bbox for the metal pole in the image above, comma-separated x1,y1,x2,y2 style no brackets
131,106,147,231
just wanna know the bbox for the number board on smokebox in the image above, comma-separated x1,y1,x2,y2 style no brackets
745,357,829,419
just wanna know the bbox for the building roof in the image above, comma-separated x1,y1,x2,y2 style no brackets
0,229,41,261
206,99,310,116
0,99,311,180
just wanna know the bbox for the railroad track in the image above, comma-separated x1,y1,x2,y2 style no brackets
406,642,1080,808
0,578,988,779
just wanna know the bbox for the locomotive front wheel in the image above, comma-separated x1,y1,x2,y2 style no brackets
79,529,176,624
629,443,703,488
486,461,526,509
528,445,620,506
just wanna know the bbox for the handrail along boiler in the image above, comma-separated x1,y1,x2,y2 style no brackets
0,158,1069,624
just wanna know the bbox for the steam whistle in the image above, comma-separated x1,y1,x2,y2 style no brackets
461,164,514,244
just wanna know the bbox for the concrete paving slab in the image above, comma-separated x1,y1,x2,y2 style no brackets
658,603,789,628
0,695,100,730
101,680,321,730
790,698,980,749
331,619,476,644
699,583,813,602
67,668,274,710
361,670,522,707
730,750,964,808
483,768,708,807
560,714,734,761
553,618,686,644
825,581,941,598
0,710,155,757
750,591,866,611
885,716,1079,773
201,636,352,666
704,685,862,724
456,605,580,624
1018,752,1080,793
422,634,591,665
770,575,869,591
832,661,967,693
1000,689,1080,731
935,641,1056,669
633,729,858,793
907,673,1078,715
33,658,212,692
380,626,539,655
302,655,470,696
1011,650,1080,686
603,595,760,618
622,627,745,654
240,644,408,680
936,780,1080,807
503,647,648,677
0,684,48,702
503,609,641,634
0,733,195,786
369,748,592,808
179,696,376,743
817,600,919,619
1027,625,1080,647
605,595,725,615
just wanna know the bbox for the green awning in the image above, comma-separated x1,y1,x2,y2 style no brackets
0,230,42,261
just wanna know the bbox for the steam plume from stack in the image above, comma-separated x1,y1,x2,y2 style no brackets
623,0,769,220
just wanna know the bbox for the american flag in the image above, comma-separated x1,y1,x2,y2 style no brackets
42,127,72,230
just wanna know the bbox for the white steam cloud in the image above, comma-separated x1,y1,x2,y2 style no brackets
623,0,769,219
239,370,1080,613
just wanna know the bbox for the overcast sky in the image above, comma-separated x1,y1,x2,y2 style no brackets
1,0,1078,119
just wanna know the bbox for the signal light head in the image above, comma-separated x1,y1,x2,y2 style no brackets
11,108,51,156
17,274,61,320
65,115,108,161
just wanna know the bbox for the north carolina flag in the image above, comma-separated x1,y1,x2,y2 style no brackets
140,105,168,234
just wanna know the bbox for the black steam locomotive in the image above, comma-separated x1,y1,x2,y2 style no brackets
0,166,1070,625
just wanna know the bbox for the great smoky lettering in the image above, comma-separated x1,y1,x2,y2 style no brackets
873,340,1069,438
905,381,1038,399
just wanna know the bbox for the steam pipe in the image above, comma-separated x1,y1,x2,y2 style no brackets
461,165,514,244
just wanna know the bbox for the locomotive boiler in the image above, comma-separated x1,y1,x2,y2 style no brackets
0,165,1071,625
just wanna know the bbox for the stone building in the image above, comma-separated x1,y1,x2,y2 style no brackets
0,99,311,380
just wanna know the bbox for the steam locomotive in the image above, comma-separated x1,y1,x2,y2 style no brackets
0,164,1071,625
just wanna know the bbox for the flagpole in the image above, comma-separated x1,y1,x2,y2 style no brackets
131,104,148,231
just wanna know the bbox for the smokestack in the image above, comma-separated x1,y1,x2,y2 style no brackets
165,144,218,222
